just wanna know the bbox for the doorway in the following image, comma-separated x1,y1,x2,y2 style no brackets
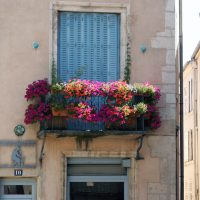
70,182,123,200
67,158,129,200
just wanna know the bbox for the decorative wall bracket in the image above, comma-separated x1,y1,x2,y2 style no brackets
135,135,145,160
39,133,47,166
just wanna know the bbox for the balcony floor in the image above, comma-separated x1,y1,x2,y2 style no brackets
38,129,147,139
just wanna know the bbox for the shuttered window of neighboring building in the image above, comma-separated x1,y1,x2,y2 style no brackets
188,79,193,112
58,12,120,82
188,130,193,161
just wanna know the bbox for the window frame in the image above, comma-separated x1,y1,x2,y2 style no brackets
66,157,129,200
188,79,193,112
0,179,36,200
49,2,129,82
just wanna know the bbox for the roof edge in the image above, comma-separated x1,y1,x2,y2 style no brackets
191,40,200,59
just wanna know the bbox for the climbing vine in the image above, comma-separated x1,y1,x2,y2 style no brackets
124,37,132,84
51,59,57,85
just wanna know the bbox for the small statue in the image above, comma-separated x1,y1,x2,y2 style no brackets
12,145,24,168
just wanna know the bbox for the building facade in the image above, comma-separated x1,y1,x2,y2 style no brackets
0,0,176,200
184,41,200,200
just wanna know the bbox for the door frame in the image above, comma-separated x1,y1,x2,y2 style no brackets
67,175,128,200
0,178,36,200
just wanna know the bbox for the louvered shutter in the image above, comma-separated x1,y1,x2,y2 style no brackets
58,12,120,82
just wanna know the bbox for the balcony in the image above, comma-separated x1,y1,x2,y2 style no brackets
24,79,161,138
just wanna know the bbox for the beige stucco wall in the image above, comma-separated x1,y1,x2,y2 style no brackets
187,45,200,200
0,0,176,200
183,61,196,200
40,135,176,200
197,48,200,200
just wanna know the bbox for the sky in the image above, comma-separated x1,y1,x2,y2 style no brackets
183,0,200,63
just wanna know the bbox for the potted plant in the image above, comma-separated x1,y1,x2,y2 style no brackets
50,94,68,116
65,102,98,122
49,83,67,116
100,81,134,105
98,104,135,129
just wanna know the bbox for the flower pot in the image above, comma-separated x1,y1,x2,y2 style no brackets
52,109,67,116
125,116,137,130
105,122,122,130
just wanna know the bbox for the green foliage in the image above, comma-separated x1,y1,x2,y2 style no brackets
50,93,67,111
50,82,67,111
51,82,65,93
134,83,155,96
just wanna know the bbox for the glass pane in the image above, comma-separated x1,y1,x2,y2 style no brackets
70,182,124,200
4,185,32,195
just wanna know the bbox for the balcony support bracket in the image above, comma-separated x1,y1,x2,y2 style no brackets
39,133,46,166
135,135,145,160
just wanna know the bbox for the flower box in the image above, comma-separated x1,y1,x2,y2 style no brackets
24,79,161,131
125,114,140,129
105,114,139,130
52,109,67,117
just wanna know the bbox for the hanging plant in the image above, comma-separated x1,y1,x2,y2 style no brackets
24,102,52,124
25,79,50,101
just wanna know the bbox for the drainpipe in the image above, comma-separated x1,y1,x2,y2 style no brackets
179,0,184,199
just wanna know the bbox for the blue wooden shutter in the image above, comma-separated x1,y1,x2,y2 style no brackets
58,12,120,82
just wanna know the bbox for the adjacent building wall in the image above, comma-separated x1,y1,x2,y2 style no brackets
183,42,200,200
183,61,196,200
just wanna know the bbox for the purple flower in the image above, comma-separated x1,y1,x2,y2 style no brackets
25,79,50,100
24,101,52,124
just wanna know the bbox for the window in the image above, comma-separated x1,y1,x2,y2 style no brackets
188,130,193,161
57,12,120,82
184,87,187,114
185,181,193,200
0,179,35,200
188,79,193,112
3,185,32,195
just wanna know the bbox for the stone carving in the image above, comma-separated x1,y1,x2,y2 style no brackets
12,145,24,168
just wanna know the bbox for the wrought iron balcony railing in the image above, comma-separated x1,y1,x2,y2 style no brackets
39,95,149,137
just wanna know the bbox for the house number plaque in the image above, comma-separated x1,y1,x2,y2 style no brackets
14,169,23,176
